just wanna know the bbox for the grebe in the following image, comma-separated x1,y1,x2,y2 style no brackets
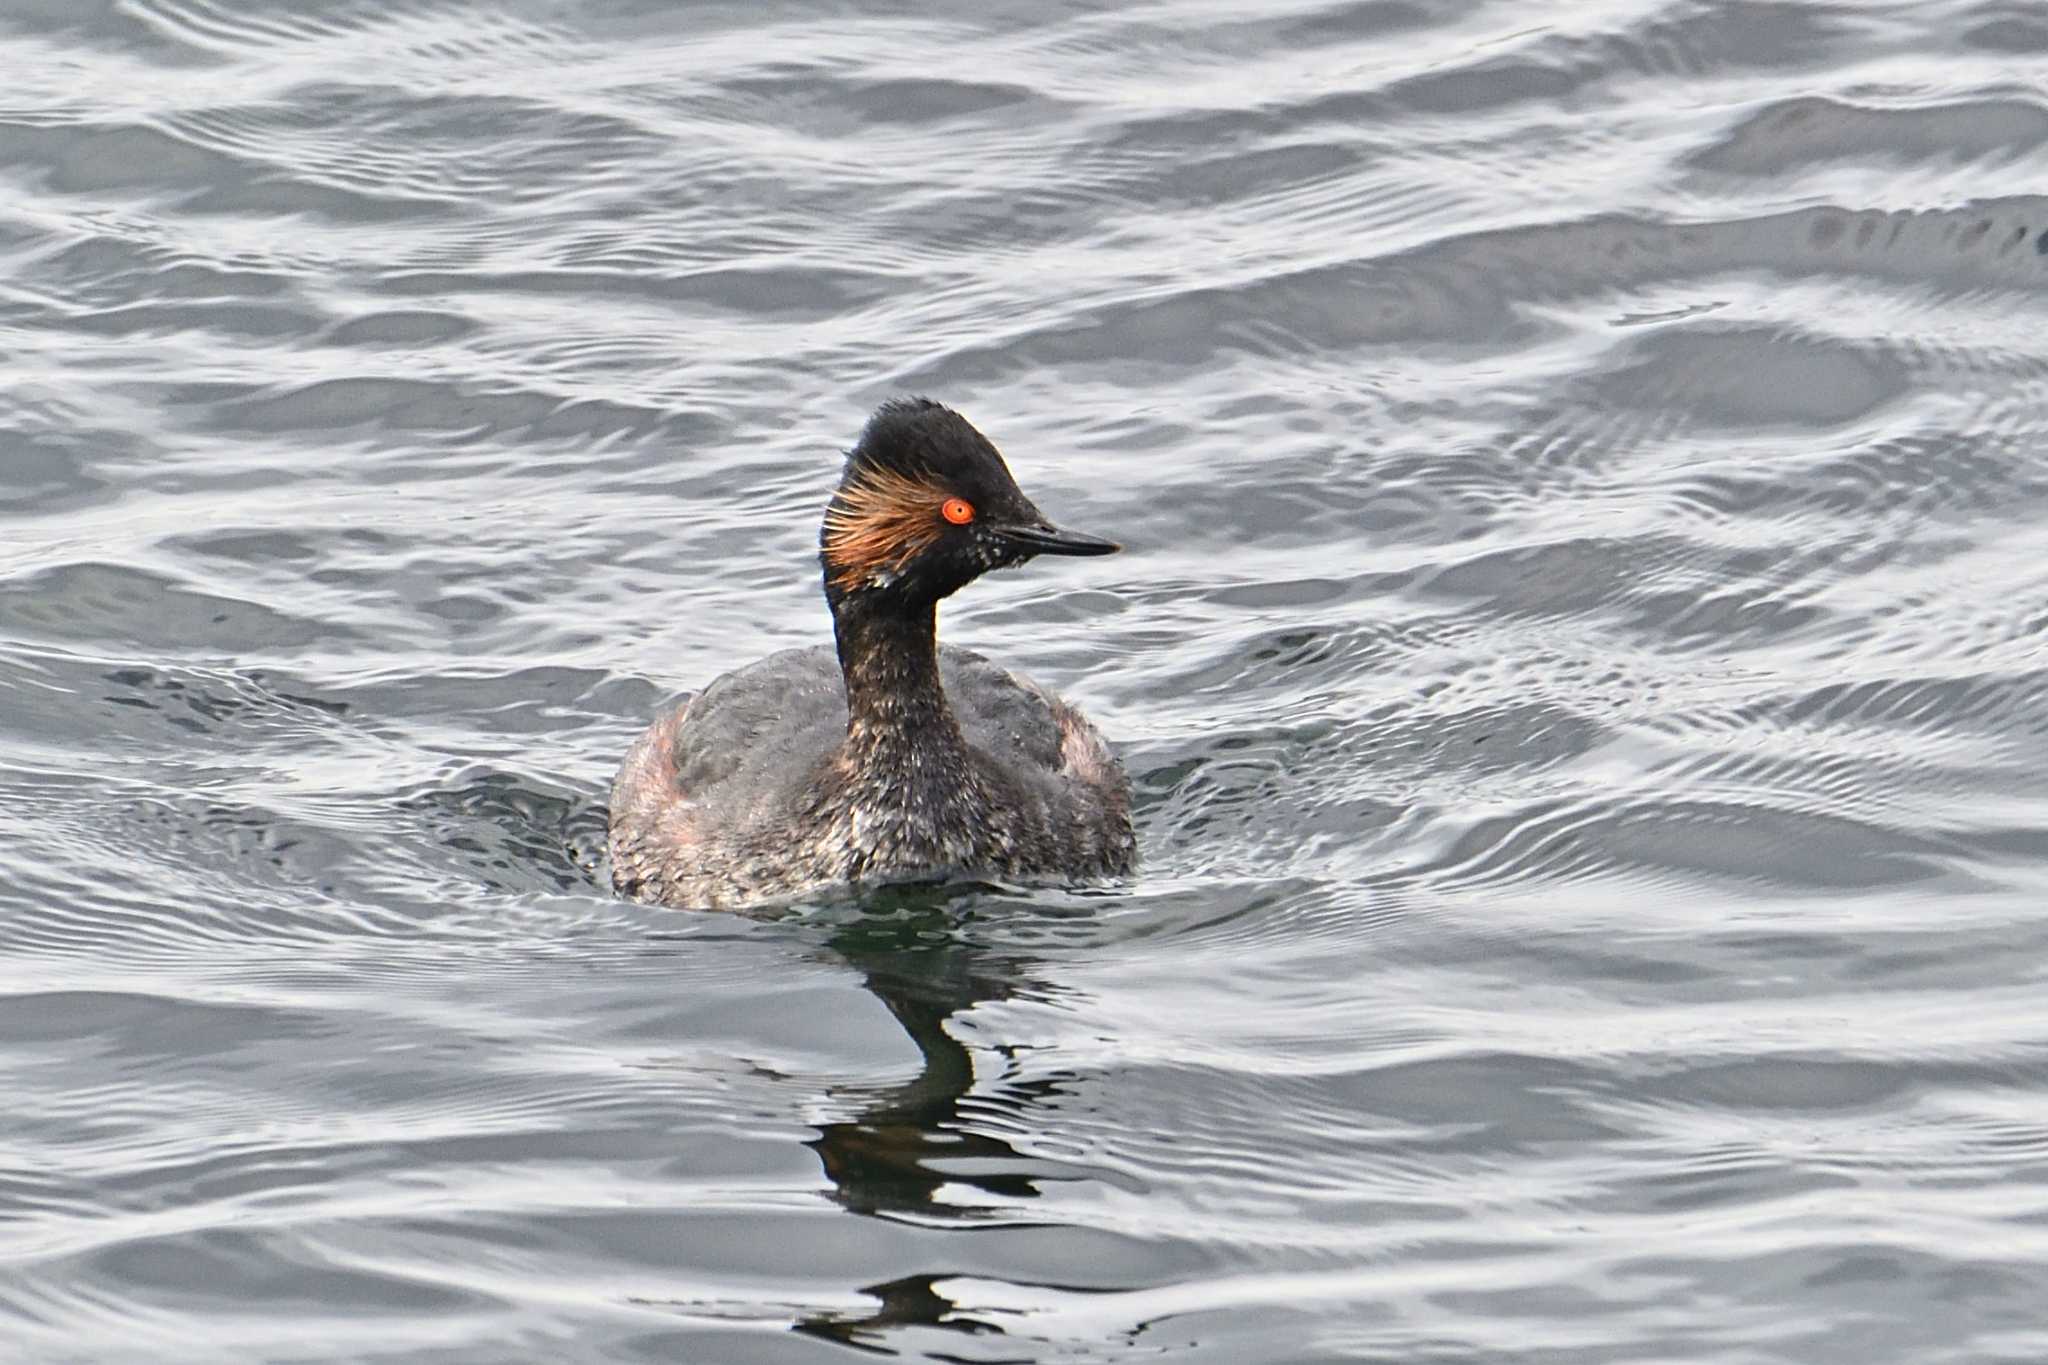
608,399,1136,910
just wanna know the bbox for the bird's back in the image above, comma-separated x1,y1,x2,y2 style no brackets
608,644,1133,908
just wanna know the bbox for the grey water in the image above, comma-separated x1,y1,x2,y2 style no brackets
5,0,2048,1360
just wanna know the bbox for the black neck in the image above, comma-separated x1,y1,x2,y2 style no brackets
830,594,967,761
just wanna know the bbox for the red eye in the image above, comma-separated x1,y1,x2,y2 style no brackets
941,497,975,526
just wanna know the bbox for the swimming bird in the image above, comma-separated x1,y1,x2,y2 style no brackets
608,399,1136,910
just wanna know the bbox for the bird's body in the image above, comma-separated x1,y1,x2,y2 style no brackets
609,643,1132,909
607,400,1135,911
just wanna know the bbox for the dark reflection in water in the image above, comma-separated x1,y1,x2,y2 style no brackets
801,1272,1004,1358
799,900,1067,1351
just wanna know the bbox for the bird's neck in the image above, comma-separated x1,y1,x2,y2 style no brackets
830,595,968,765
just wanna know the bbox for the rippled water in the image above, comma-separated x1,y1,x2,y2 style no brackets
7,0,2048,1360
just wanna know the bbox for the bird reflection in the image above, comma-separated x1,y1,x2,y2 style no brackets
795,894,1082,1349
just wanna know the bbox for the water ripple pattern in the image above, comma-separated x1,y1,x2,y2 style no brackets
5,0,2048,1361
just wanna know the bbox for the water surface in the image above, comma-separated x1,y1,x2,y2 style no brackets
6,0,2048,1360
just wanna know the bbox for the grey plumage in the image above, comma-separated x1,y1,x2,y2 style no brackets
609,642,1134,909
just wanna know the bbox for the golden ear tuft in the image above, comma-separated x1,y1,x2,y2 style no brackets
823,467,950,590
